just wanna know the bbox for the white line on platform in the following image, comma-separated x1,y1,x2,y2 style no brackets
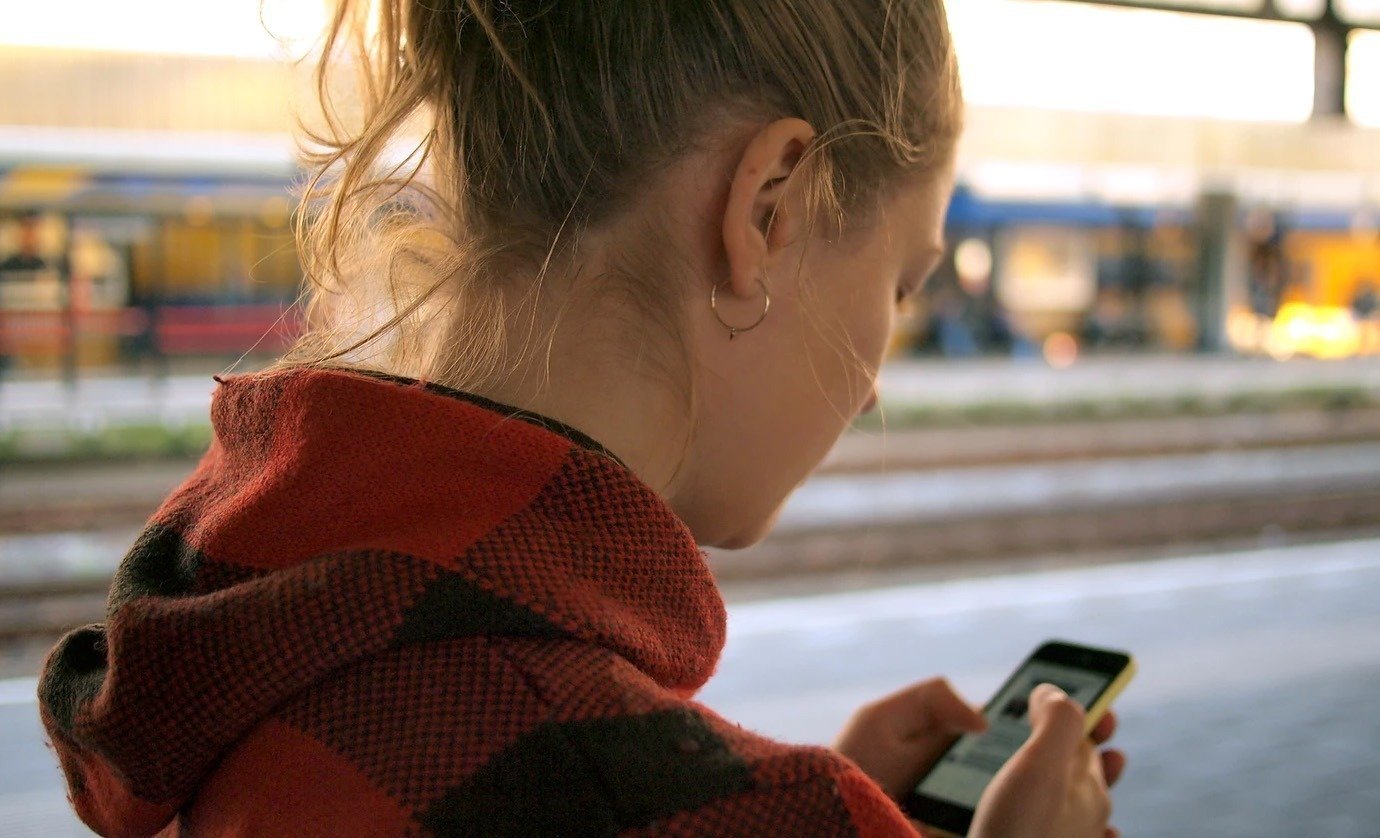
726,536,1380,638
0,677,37,707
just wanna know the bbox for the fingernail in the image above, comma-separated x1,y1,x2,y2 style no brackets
1034,682,1067,701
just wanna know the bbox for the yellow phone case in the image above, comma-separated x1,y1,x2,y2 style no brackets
1081,654,1137,736
919,652,1137,838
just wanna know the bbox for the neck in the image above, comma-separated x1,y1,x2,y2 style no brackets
461,274,695,510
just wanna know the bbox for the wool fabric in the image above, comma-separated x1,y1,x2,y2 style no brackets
37,366,919,837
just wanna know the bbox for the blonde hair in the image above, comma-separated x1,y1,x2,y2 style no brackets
279,0,961,439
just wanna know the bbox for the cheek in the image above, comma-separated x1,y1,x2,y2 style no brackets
691,278,890,547
789,276,893,431
835,273,895,377
855,294,895,366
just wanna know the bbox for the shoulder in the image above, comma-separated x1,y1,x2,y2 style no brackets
618,701,917,837
395,637,914,836
188,637,914,836
485,641,916,836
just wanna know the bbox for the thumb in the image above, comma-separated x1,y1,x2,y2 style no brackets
1025,683,1086,760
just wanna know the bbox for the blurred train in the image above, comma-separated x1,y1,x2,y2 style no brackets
895,186,1380,364
0,159,302,371
2,154,1378,373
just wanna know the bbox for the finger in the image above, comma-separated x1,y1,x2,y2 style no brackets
1101,748,1127,787
1026,683,1086,760
1105,827,1120,838
1084,736,1106,787
1090,709,1117,745
876,677,988,735
910,677,987,733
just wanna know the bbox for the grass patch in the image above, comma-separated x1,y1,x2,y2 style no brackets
0,422,213,466
852,386,1380,432
2,386,1375,463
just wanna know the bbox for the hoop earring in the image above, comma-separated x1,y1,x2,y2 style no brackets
711,278,771,340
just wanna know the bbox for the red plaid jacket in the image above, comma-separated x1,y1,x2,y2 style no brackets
38,367,918,837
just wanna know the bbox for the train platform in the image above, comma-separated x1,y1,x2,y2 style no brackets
7,438,1379,576
4,535,1378,836
3,354,1379,436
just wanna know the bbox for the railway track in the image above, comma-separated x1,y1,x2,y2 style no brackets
5,407,1380,676
709,483,1380,580
5,480,1380,680
6,406,1380,534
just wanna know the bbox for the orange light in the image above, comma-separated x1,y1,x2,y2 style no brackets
1267,302,1363,360
1043,331,1079,368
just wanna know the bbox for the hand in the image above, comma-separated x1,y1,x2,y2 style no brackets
834,677,988,800
970,683,1127,838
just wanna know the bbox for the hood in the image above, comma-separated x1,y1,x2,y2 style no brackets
37,366,726,837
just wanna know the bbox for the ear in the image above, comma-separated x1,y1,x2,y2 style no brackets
721,118,816,299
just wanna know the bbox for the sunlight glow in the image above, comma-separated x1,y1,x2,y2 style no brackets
1339,0,1380,24
947,0,1316,122
0,0,1335,125
0,0,328,60
1348,30,1380,126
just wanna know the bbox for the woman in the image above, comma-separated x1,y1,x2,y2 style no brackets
38,1,1124,834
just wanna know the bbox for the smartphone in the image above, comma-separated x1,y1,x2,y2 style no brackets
902,640,1136,838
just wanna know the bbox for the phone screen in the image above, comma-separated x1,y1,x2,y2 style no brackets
913,658,1115,811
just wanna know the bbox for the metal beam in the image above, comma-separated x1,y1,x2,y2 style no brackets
1030,0,1379,30
1026,0,1371,121
1313,2,1351,118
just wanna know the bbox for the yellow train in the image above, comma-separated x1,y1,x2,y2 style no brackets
2,166,1377,369
890,193,1380,362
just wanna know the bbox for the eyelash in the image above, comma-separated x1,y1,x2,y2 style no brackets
898,260,939,305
